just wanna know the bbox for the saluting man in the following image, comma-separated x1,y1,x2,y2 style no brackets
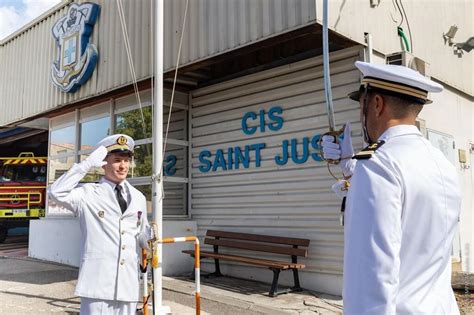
49,134,150,315
322,62,461,314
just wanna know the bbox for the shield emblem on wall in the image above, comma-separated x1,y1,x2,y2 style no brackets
50,3,100,93
61,33,79,71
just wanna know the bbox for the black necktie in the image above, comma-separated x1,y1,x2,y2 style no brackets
115,185,127,214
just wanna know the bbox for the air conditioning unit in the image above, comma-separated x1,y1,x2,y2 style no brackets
415,118,427,138
386,51,430,77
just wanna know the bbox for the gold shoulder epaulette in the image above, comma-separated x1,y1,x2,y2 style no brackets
352,140,385,160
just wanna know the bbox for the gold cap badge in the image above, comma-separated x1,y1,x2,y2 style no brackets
117,136,127,145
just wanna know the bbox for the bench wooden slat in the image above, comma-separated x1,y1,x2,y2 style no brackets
183,229,311,297
205,238,308,257
182,250,306,270
206,230,310,247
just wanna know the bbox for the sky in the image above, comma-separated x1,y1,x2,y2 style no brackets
0,0,62,40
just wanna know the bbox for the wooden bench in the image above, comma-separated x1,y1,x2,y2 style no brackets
182,230,310,297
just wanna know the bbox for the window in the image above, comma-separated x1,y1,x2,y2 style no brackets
48,89,189,217
134,182,186,220
115,106,153,179
49,124,77,185
48,156,75,184
130,143,152,178
79,155,105,183
80,116,110,152
50,125,75,155
115,106,152,140
79,116,110,183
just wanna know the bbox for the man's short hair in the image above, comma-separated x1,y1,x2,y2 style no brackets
368,91,424,118
106,151,133,160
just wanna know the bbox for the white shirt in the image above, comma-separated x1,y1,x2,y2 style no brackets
102,177,130,206
343,125,461,315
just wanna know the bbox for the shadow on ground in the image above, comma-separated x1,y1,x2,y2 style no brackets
0,290,80,314
0,257,78,285
176,273,272,296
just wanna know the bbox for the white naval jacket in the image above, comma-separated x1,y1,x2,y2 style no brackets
343,125,461,315
48,163,149,302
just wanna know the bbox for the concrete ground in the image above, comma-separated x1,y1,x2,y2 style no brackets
0,256,343,314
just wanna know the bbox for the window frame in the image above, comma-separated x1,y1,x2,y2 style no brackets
46,89,190,218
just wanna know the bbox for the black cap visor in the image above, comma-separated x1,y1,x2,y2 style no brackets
348,86,365,102
108,149,134,157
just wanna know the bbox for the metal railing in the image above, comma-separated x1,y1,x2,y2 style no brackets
152,236,201,315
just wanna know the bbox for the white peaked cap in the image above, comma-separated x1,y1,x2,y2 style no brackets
349,61,443,104
96,134,135,154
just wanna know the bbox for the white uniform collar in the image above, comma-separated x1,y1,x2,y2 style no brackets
101,177,126,191
378,124,422,142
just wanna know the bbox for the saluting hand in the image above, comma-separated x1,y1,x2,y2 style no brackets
82,146,108,169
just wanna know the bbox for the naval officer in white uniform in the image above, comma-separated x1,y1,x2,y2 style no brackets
49,134,150,315
322,62,461,314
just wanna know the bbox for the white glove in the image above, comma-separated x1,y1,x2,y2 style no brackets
331,180,349,200
321,122,356,177
80,146,107,170
138,233,150,250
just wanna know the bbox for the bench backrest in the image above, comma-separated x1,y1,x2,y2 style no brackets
205,230,309,257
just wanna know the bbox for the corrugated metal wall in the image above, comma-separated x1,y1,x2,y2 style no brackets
190,46,363,293
0,0,316,126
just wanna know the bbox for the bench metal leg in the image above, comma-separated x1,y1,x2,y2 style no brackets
268,268,303,297
269,268,281,297
214,258,222,276
291,268,303,292
204,258,223,278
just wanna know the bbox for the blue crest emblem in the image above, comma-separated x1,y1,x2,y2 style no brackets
51,3,100,93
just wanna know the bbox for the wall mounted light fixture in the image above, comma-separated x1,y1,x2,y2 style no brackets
443,25,458,45
455,37,474,53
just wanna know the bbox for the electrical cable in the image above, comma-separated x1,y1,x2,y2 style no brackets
393,0,404,27
162,0,189,164
117,0,189,203
399,0,413,53
116,0,148,138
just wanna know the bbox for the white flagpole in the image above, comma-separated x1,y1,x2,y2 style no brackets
152,0,167,314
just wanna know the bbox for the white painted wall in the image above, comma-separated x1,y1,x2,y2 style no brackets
29,218,197,276
29,217,81,266
315,0,473,95
420,88,474,273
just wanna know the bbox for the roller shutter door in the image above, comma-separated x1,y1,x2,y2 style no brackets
190,46,364,294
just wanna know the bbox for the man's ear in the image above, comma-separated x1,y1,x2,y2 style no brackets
373,94,385,117
102,155,109,169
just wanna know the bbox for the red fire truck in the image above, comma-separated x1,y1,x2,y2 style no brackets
0,153,47,243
